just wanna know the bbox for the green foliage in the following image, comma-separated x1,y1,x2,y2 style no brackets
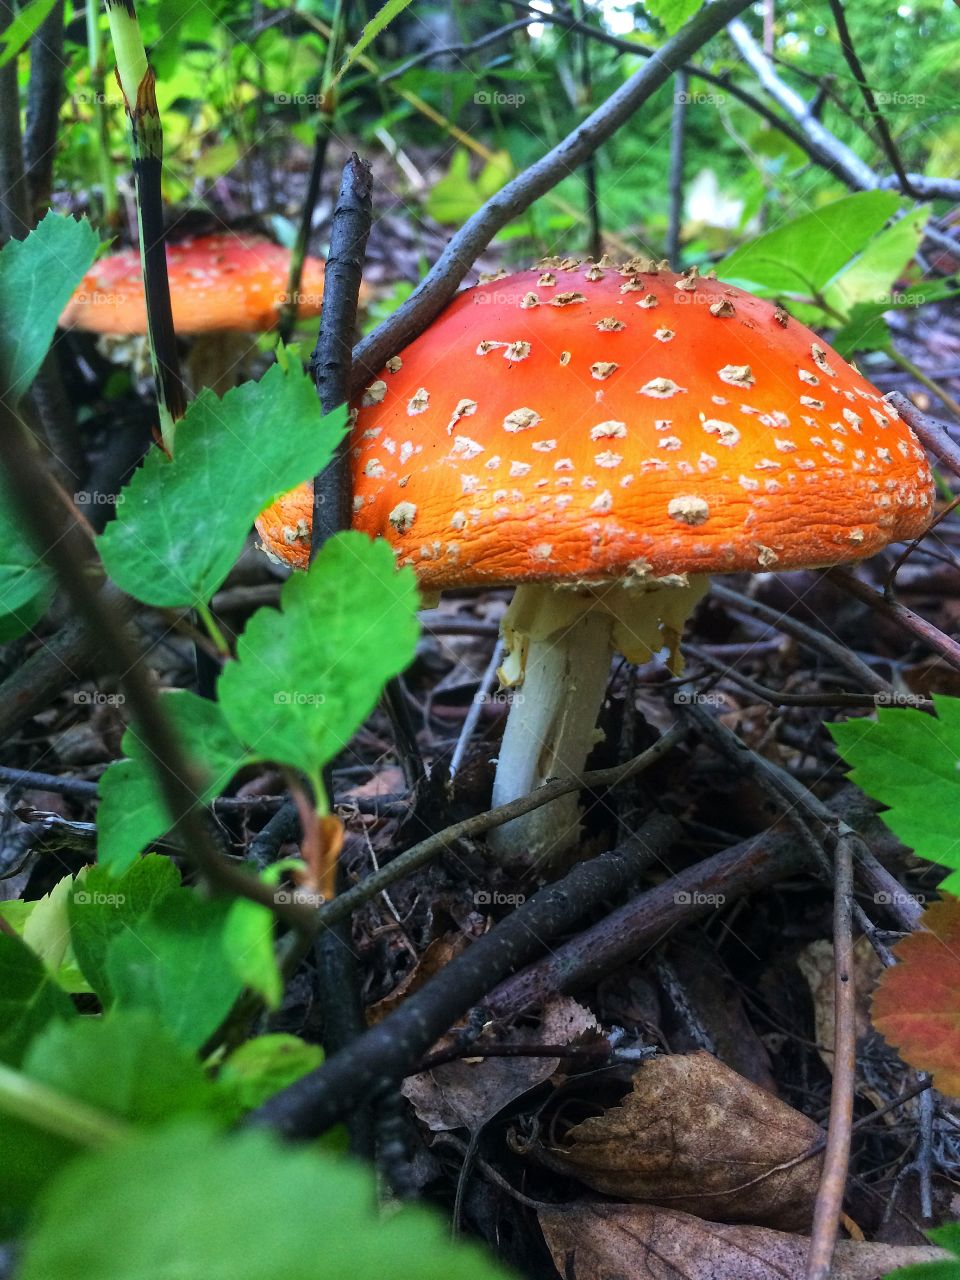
886,1222,960,1277
644,0,702,36
0,210,98,402
829,696,960,893
0,934,75,1067
217,1035,323,1111
717,191,904,304
97,362,347,609
107,891,244,1050
0,0,59,67
219,532,420,793
332,0,418,89
18,1122,510,1280
426,148,513,225
0,475,54,641
96,692,252,874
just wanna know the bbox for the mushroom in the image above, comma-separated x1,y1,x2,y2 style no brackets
59,232,334,394
257,259,934,865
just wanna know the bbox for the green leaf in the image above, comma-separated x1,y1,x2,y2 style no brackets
829,696,960,892
97,362,347,609
0,0,59,67
217,1034,323,1112
21,874,90,995
717,192,904,304
106,891,244,1049
0,933,75,1067
0,474,54,640
68,855,181,1000
0,210,99,403
223,899,282,1010
886,1222,960,1277
219,531,420,788
823,205,931,316
831,276,960,359
645,0,701,35
332,0,417,88
0,1010,230,1231
19,1122,512,1280
96,691,253,874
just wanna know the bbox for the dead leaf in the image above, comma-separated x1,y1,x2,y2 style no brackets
367,932,471,1025
403,998,598,1134
539,1052,822,1229
538,1203,948,1280
797,937,883,1073
872,896,960,1097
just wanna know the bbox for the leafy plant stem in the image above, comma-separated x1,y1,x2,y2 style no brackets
196,600,230,657
0,1060,131,1148
103,0,186,449
86,0,117,225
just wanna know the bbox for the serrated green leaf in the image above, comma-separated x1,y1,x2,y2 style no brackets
717,192,904,303
19,1121,512,1280
829,696,960,890
219,531,420,788
0,210,99,403
645,0,701,35
97,362,347,609
0,933,75,1067
332,0,417,88
96,691,253,874
106,891,243,1049
68,856,181,1000
217,1034,323,1112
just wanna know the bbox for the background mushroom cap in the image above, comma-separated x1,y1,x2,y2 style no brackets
257,261,934,585
59,232,329,335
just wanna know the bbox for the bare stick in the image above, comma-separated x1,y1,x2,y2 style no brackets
666,69,687,269
805,832,856,1280
311,152,373,554
349,0,754,393
826,0,916,197
825,567,960,675
886,390,960,478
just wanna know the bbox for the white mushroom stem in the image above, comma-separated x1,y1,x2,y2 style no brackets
488,575,709,866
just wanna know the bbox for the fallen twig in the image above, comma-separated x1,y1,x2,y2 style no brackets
805,831,856,1280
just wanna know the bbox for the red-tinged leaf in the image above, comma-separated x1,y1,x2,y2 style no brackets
872,896,960,1096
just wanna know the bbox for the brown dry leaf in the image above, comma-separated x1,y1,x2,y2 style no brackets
342,765,407,802
367,932,471,1025
538,1202,948,1280
796,937,883,1074
402,998,597,1134
542,1052,822,1229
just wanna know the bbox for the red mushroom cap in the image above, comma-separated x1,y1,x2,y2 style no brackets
257,260,934,584
59,232,330,335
